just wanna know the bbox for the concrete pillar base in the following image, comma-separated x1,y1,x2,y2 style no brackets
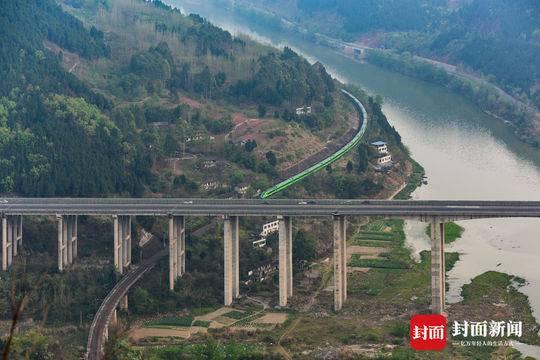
430,219,446,314
333,215,347,311
224,216,240,306
278,216,293,307
120,295,128,311
169,215,186,290
111,309,118,326
114,216,131,275
2,215,22,271
57,215,77,271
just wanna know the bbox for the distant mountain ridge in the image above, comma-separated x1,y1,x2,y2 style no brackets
229,0,540,113
212,0,539,145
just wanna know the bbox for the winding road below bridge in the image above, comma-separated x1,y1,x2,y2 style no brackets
86,249,167,360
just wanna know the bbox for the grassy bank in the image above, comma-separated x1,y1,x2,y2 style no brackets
118,338,267,359
394,159,425,200
460,272,540,345
425,222,465,244
365,49,538,148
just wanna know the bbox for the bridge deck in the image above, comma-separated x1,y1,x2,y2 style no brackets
1,198,539,218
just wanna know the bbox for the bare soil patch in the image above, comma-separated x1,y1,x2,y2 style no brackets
254,312,288,325
347,246,389,262
180,96,202,109
194,307,234,322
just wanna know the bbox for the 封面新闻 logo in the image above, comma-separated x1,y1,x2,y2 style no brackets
410,314,447,351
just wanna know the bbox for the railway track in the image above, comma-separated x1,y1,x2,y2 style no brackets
261,89,369,198
86,249,166,360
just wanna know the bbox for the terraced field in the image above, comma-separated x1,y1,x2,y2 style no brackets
349,219,411,270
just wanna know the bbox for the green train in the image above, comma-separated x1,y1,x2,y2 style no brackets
260,89,369,199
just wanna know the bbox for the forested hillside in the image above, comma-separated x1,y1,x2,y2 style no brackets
0,0,151,196
297,0,442,34
0,0,357,198
229,0,540,136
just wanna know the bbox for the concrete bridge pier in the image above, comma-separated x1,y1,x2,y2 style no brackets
111,309,118,327
113,215,131,311
333,215,347,311
2,215,22,271
119,296,128,311
430,219,446,314
224,216,240,306
113,215,132,275
57,215,78,271
278,216,293,307
12,216,22,257
168,215,185,290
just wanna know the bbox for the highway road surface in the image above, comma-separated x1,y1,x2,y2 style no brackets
1,198,540,218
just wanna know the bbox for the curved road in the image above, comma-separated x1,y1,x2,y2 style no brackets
86,249,167,360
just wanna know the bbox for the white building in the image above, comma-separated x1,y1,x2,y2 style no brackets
261,220,279,237
203,159,217,168
371,141,388,154
202,181,225,190
235,185,250,195
377,154,392,165
186,134,215,143
252,238,267,248
295,106,312,116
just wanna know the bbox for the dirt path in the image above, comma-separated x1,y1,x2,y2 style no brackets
68,62,78,73
302,262,333,312
275,318,301,360
275,260,333,358
246,295,270,310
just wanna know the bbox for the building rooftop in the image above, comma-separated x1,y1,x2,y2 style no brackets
371,141,387,146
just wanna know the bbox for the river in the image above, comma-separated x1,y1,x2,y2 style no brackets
166,0,540,352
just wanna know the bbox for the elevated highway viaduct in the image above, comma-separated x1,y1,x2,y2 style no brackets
1,198,539,357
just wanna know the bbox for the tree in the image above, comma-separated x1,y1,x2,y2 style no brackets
193,66,215,98
346,160,353,173
230,170,244,186
357,144,368,173
8,330,54,360
244,139,257,152
257,104,267,118
324,93,334,107
265,151,277,166
132,287,154,314
215,72,227,87
164,131,178,155
293,230,316,263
